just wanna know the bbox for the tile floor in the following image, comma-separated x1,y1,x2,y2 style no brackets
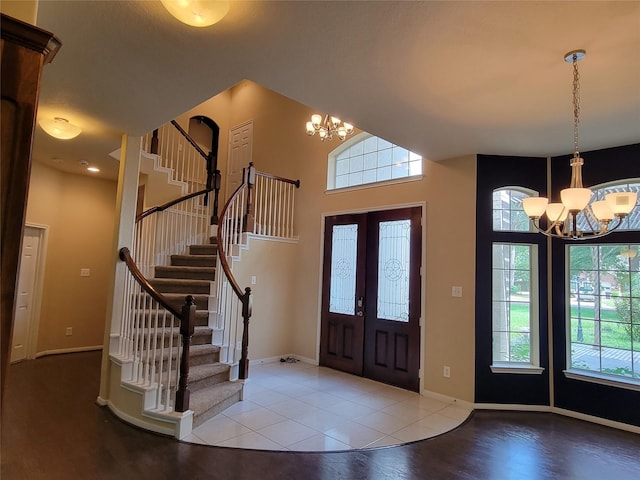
184,360,472,451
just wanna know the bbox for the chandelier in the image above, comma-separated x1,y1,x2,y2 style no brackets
522,50,637,239
305,114,354,141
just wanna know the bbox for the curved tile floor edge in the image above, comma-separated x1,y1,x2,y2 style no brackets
183,360,472,451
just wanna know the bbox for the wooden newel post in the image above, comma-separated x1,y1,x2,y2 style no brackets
150,129,159,155
238,287,252,380
212,168,221,225
243,162,255,233
175,295,196,412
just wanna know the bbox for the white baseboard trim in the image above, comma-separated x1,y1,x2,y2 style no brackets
105,400,176,437
551,407,640,434
96,396,108,406
475,403,551,412
35,345,103,358
421,389,474,410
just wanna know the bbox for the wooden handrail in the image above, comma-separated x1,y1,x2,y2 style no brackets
119,247,182,318
217,181,247,299
136,188,213,223
256,170,301,188
170,120,208,160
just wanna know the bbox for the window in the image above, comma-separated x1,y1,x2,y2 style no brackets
490,187,543,373
567,243,640,383
492,187,537,232
580,181,640,231
491,243,541,371
327,133,422,190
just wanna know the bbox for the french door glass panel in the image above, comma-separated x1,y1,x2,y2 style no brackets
377,220,411,322
329,224,358,315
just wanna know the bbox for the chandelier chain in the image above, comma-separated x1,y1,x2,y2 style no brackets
572,53,581,157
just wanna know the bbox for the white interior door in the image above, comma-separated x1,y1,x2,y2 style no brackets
11,226,42,362
226,121,253,199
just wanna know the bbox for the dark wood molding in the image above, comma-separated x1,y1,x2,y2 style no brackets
1,14,61,63
1,14,61,402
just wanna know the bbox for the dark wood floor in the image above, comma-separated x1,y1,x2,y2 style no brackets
1,351,639,480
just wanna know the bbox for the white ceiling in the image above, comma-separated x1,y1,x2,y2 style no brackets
24,1,640,179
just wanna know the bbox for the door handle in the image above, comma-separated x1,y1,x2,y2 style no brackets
356,297,364,317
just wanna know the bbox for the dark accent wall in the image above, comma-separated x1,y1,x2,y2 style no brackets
475,155,550,405
551,143,640,426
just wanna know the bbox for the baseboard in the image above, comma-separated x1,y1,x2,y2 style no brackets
421,389,474,410
475,403,551,412
35,345,103,358
552,407,640,434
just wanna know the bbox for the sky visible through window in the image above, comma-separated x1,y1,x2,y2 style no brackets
330,134,422,190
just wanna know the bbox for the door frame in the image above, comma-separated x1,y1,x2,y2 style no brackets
13,223,48,361
316,202,426,392
226,120,254,200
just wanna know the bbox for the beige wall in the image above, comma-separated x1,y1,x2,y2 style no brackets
26,162,117,354
231,238,298,361
184,81,477,402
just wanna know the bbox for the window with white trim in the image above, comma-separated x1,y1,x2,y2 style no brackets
567,243,640,383
492,243,540,368
490,187,542,372
327,133,422,190
493,187,536,232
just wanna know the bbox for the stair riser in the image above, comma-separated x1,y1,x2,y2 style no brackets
193,390,242,428
171,255,216,267
155,267,215,281
164,295,210,312
150,281,211,295
189,245,217,256
189,371,230,391
134,312,209,327
134,333,212,348
190,351,220,367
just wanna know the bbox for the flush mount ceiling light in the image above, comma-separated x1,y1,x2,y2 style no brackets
305,114,354,142
522,50,637,240
39,117,82,140
160,0,229,27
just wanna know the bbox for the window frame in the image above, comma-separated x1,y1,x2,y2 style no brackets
490,242,543,373
326,132,423,192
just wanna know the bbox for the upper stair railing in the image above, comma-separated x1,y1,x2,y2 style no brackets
216,162,300,379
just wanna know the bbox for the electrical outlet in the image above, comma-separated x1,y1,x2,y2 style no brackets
451,286,463,297
443,365,451,378
80,268,90,277
66,327,73,336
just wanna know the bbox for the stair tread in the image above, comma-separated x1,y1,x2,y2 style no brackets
189,381,243,416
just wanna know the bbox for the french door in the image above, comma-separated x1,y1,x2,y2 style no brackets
320,207,422,391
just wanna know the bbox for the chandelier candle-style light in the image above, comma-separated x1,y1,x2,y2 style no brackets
522,50,637,239
305,114,354,142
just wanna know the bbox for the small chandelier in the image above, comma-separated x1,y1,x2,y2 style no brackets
522,50,637,239
305,114,354,142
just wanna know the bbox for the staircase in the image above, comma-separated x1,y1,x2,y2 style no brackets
149,240,243,428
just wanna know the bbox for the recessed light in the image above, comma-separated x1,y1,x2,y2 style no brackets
87,167,100,173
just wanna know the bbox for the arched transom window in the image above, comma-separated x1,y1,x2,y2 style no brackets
327,133,422,190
